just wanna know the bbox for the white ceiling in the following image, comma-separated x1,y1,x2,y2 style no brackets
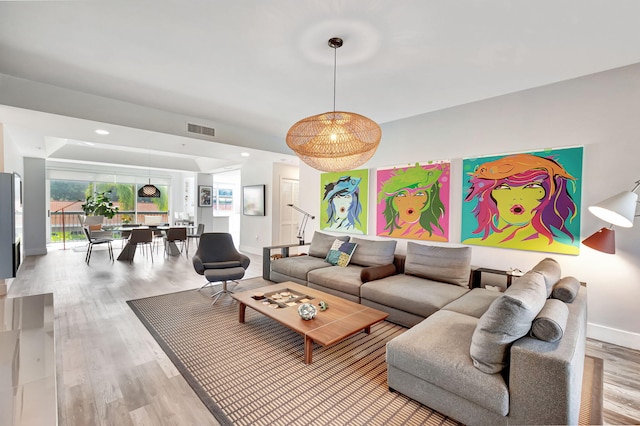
1,0,640,172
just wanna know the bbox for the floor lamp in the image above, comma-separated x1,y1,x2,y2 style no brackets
287,204,315,245
582,180,639,254
53,200,82,250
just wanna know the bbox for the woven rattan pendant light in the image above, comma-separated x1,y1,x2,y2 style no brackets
287,37,381,172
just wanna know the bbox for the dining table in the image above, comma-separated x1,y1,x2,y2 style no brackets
109,225,193,260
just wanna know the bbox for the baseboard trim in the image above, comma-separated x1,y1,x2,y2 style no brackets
24,247,48,256
587,322,640,350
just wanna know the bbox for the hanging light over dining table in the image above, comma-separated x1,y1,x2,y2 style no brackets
286,37,381,172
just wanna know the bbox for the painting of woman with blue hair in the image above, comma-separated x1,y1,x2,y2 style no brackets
320,169,368,234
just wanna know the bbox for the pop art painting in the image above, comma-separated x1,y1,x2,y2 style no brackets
461,147,583,255
376,161,450,241
320,169,368,235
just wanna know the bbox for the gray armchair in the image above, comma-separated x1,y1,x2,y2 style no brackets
192,233,250,303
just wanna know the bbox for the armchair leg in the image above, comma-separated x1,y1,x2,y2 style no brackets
210,280,237,305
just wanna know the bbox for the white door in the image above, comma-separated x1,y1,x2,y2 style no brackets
279,178,299,244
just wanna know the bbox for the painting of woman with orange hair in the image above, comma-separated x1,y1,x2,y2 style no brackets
461,147,583,255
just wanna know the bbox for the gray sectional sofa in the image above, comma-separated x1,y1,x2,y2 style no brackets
267,231,587,425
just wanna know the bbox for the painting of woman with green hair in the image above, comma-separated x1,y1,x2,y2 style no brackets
376,162,450,241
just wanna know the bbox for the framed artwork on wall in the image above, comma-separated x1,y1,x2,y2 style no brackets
376,161,450,241
198,185,213,207
320,169,368,235
461,146,583,255
243,184,266,216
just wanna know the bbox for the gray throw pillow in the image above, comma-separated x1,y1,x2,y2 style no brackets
470,270,547,374
531,257,561,297
530,299,569,342
404,242,472,287
308,232,349,258
349,237,397,267
552,276,580,303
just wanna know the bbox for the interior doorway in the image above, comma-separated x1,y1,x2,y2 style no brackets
279,177,299,245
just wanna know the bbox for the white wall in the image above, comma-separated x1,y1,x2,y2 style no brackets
300,63,640,350
240,159,273,254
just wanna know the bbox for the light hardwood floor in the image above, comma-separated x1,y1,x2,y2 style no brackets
5,242,640,425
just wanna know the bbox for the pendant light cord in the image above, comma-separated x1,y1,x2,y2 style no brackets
333,44,337,113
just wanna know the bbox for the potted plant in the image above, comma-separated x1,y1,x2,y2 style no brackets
81,191,119,219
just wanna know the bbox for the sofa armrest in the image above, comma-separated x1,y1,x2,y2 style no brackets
361,263,397,283
192,255,205,275
507,286,587,425
262,242,310,280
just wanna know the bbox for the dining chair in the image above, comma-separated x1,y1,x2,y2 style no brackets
186,223,205,256
82,226,114,264
164,227,187,256
120,223,139,248
128,228,154,263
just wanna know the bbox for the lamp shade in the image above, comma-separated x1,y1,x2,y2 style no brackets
582,227,616,254
286,111,381,172
138,184,161,198
588,190,638,228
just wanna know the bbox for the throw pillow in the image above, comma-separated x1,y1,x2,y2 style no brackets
308,231,349,258
89,224,102,231
551,276,580,303
530,299,569,342
404,242,472,287
531,257,561,297
349,237,397,267
470,270,547,374
325,240,358,267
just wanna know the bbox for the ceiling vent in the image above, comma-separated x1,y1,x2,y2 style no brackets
187,123,215,137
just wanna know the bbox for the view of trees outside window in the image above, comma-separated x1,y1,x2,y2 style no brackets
50,179,169,242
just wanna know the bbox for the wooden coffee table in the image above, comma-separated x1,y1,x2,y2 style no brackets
231,282,389,364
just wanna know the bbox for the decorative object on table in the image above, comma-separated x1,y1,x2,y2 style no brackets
198,186,213,207
286,37,381,172
582,179,639,254
242,184,266,216
297,302,317,320
318,301,329,311
287,204,315,244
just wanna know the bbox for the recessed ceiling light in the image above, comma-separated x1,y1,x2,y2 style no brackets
240,152,250,157
95,129,110,135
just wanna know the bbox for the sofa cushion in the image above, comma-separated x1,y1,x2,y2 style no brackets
531,257,561,297
270,255,331,282
325,239,357,267
387,310,509,416
442,288,502,319
308,231,349,258
552,276,580,303
531,298,569,342
360,274,469,319
404,242,472,287
349,237,397,267
470,270,547,374
307,264,365,298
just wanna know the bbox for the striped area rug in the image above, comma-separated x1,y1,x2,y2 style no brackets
128,278,601,426
128,278,461,426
